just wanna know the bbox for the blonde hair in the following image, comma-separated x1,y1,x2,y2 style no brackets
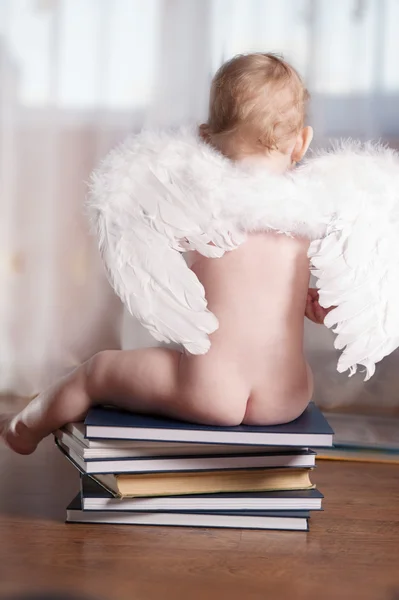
201,53,309,158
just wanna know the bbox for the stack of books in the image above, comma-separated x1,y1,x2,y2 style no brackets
55,402,333,532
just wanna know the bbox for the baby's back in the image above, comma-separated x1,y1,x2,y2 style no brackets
189,232,312,424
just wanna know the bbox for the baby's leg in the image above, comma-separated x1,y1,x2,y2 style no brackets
0,339,248,455
0,347,178,454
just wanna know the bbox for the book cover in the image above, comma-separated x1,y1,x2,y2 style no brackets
55,429,316,473
92,466,314,498
60,424,308,457
81,476,323,512
66,494,310,531
84,402,334,447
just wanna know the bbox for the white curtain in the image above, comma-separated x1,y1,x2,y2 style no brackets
1,0,399,409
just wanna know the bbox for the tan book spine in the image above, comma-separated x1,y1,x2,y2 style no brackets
110,468,314,498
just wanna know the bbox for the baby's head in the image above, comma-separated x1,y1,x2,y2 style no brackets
200,53,312,173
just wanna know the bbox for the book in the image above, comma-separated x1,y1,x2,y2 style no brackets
317,446,399,464
84,402,334,446
63,423,300,459
90,467,314,498
81,476,323,511
66,495,310,531
55,429,316,474
322,412,399,451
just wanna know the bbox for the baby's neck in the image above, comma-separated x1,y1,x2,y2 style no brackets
202,132,293,175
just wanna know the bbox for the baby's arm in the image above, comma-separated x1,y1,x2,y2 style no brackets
305,288,333,324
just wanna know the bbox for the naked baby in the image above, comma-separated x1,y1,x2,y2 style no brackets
3,52,397,455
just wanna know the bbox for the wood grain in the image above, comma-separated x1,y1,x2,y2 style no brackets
0,408,398,600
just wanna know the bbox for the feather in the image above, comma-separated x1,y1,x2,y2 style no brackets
304,141,399,379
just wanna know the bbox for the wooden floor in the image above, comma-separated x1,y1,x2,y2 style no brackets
0,433,399,600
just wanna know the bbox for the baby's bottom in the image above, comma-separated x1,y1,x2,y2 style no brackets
0,346,311,455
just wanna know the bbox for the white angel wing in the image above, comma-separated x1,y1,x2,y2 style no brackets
306,142,399,380
87,130,241,354
96,217,218,354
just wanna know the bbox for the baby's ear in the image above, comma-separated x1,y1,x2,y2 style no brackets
199,123,211,142
292,126,313,163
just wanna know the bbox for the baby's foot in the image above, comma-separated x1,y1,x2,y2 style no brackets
0,414,40,455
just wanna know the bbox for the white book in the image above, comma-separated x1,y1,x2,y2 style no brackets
55,430,316,474
62,424,300,459
67,495,310,531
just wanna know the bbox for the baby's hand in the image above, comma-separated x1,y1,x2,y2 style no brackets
305,288,333,325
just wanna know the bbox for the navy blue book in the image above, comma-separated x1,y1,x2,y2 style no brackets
55,427,316,473
80,476,323,512
66,494,310,531
84,402,333,447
